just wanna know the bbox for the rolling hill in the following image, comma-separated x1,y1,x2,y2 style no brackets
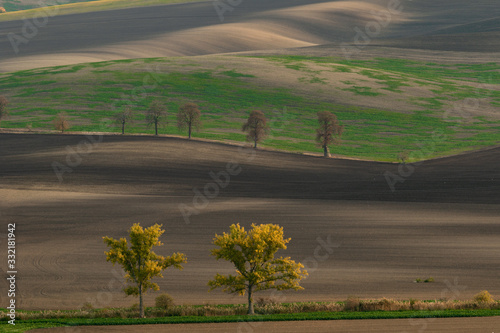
0,0,499,320
0,0,499,72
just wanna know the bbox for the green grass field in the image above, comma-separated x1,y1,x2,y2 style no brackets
5,309,500,332
1,56,499,161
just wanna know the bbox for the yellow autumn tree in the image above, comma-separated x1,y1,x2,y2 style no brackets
208,223,308,315
103,223,187,318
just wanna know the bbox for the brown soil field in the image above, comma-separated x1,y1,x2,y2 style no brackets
28,316,500,333
1,2,499,331
0,133,499,313
0,0,499,72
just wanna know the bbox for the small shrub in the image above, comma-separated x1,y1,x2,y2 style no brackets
256,297,279,307
344,296,361,311
415,278,422,283
155,293,175,309
474,290,494,303
424,277,434,283
378,298,395,311
397,151,409,164
81,302,94,311
53,112,70,133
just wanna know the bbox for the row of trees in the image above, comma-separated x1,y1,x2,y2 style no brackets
1,95,344,157
241,109,344,157
116,101,201,138
136,102,344,157
103,223,307,318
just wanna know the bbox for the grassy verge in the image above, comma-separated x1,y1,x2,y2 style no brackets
1,56,499,161
0,0,202,22
5,309,500,332
3,296,500,332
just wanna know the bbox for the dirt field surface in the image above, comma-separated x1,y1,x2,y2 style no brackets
0,133,499,311
28,316,500,333
0,0,499,72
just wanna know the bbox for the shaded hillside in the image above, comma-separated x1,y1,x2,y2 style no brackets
1,133,499,309
1,133,499,204
1,0,499,71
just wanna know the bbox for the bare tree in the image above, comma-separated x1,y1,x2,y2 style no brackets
53,112,70,133
397,151,409,164
316,111,343,157
115,107,134,135
242,110,267,149
146,100,167,136
177,103,201,139
0,96,9,127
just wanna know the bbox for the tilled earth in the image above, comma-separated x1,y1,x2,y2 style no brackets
0,133,498,312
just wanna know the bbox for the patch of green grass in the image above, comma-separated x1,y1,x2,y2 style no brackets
299,76,328,84
0,322,65,333
359,70,410,92
3,56,500,161
342,86,382,96
220,70,255,78
256,55,500,84
285,63,307,71
412,97,446,110
9,309,500,331
333,66,352,73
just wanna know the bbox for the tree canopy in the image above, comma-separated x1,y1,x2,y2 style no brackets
316,111,343,157
177,102,202,139
115,107,134,135
146,100,167,136
53,112,70,133
208,223,307,314
103,223,187,318
242,110,267,148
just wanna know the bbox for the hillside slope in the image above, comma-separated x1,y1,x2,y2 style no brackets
1,134,499,309
0,0,499,72
1,56,499,160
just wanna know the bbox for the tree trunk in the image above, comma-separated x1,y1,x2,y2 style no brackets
323,145,330,157
188,124,192,139
253,139,257,149
139,283,145,318
121,121,125,135
247,286,254,315
154,121,158,136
